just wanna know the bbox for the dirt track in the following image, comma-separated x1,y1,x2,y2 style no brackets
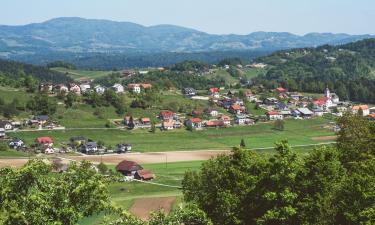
66,150,230,165
129,196,176,220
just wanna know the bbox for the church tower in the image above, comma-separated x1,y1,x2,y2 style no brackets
324,87,330,99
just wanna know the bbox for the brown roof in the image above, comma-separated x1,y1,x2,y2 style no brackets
135,169,155,180
116,160,143,172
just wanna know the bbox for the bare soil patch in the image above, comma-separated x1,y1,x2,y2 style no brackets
129,196,176,220
0,159,29,168
311,136,337,141
67,150,230,165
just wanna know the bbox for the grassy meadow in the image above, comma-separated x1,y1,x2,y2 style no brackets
51,67,111,80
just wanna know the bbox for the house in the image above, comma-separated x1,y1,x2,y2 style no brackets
325,87,340,104
128,84,141,94
116,160,143,176
312,108,324,117
0,120,13,130
288,92,303,101
352,105,370,116
139,118,151,127
9,139,24,149
208,88,220,98
279,110,292,118
235,114,254,125
35,137,53,146
264,98,279,106
205,108,219,117
69,83,81,95
42,145,55,154
205,120,225,128
35,115,49,125
296,108,314,118
40,83,53,92
367,113,375,121
162,120,175,130
159,110,176,120
79,84,91,93
116,143,132,153
219,115,232,126
275,102,288,111
94,85,106,94
80,142,98,154
232,98,244,106
134,170,155,180
230,104,244,115
266,111,283,121
245,90,256,102
54,84,69,93
112,84,124,93
186,118,202,129
275,87,287,93
183,87,196,97
0,128,5,138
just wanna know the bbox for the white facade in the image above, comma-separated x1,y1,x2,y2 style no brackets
94,85,106,94
113,84,124,93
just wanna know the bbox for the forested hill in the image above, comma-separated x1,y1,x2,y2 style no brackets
255,38,375,103
0,59,72,84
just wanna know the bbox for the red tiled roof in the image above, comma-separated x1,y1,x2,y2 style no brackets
231,104,242,110
140,83,152,89
136,169,155,180
36,137,53,144
368,113,375,119
276,87,286,92
160,110,175,118
141,118,150,123
190,118,202,123
206,120,224,127
266,111,280,116
209,88,219,93
352,105,369,110
116,160,143,172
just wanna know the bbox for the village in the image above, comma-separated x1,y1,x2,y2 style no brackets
1,76,374,156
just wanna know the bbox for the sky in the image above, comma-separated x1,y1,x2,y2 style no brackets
1,0,374,35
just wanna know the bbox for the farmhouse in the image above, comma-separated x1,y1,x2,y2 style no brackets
162,120,175,130
94,85,106,94
219,115,232,126
116,160,143,176
134,170,155,181
36,137,53,146
186,118,202,129
112,83,124,93
116,143,132,153
183,87,196,96
205,108,219,117
352,105,370,116
69,83,81,95
54,84,69,93
295,108,314,118
0,120,13,130
266,111,283,121
0,128,5,138
159,110,176,120
79,84,91,93
235,114,254,125
128,83,152,94
208,87,220,98
205,120,225,128
35,115,49,125
80,142,98,154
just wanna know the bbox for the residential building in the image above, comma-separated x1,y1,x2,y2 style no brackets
219,115,232,126
35,137,53,146
205,120,225,127
79,84,91,93
159,110,176,120
69,83,81,95
116,143,132,153
0,120,13,130
94,85,106,94
186,118,202,129
116,160,143,176
80,142,98,154
235,114,254,125
295,108,314,118
352,105,370,116
208,87,220,98
230,104,243,115
0,128,5,138
205,108,219,117
112,83,124,93
162,120,175,130
266,111,284,121
134,170,155,181
54,84,69,93
183,87,196,96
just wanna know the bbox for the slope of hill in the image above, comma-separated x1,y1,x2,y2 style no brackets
0,17,373,66
255,38,375,103
0,59,72,84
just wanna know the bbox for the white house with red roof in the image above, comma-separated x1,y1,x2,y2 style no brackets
351,105,370,116
313,87,339,111
208,88,220,98
266,111,284,121
186,118,202,129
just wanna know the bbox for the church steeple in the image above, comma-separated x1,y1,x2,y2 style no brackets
324,87,330,98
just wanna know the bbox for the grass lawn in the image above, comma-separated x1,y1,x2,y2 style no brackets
0,86,31,104
0,150,31,158
8,118,335,152
51,67,111,80
245,102,267,116
78,161,203,225
241,68,266,79
206,69,238,85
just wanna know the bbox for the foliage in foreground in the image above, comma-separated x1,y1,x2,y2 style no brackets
182,114,375,225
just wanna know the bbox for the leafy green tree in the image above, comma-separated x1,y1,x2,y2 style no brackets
97,162,109,175
274,119,285,131
240,138,246,148
0,160,110,225
65,91,78,108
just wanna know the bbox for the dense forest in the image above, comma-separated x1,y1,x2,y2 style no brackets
0,59,72,87
254,38,375,103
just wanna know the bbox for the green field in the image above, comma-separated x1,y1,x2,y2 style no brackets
0,150,31,158
242,68,266,79
51,67,111,80
8,118,335,152
206,69,238,85
78,161,203,225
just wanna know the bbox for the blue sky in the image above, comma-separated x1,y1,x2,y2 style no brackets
1,0,374,35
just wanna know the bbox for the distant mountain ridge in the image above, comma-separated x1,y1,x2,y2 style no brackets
0,17,374,65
